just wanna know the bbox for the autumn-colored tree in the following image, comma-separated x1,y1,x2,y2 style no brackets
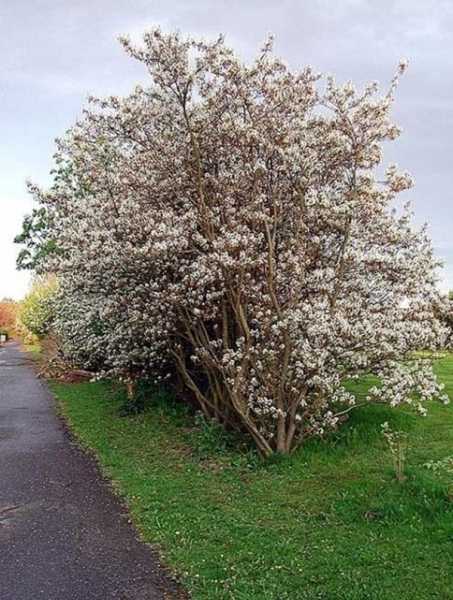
18,276,58,339
0,299,18,336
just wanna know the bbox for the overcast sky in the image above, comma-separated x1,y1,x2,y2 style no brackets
1,0,452,299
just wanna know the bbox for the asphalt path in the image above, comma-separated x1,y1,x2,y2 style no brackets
0,341,184,600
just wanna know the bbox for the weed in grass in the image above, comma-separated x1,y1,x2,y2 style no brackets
425,455,453,500
116,380,157,416
381,422,409,483
189,413,260,471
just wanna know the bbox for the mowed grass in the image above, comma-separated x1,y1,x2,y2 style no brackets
50,356,453,600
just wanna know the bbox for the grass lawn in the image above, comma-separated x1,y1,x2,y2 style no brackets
50,356,453,600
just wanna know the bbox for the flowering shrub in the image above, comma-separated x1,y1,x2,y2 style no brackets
28,30,449,455
52,288,109,372
434,293,453,349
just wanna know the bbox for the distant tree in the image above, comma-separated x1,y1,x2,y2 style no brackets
18,276,58,339
0,299,18,335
